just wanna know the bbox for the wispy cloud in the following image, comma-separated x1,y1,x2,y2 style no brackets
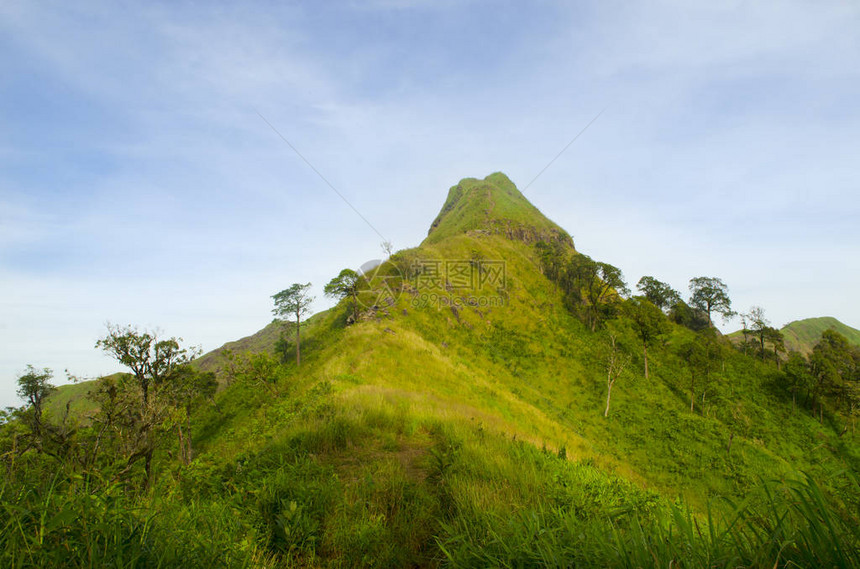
1,0,859,406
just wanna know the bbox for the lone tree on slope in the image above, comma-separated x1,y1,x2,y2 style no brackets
324,269,361,322
689,276,734,327
16,365,55,438
96,324,197,484
272,283,314,366
625,297,669,380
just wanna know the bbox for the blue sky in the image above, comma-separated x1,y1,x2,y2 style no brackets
2,0,859,407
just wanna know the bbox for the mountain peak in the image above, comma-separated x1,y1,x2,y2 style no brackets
423,172,573,247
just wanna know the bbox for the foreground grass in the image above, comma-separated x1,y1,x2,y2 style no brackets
3,391,858,567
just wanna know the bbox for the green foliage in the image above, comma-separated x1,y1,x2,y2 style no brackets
670,298,711,331
637,275,681,312
607,475,860,569
565,254,629,330
254,460,339,559
807,329,860,426
272,283,314,324
0,474,275,568
96,324,197,405
535,239,567,282
624,297,670,379
782,352,814,407
689,276,734,325
221,350,289,392
15,365,55,421
272,282,314,366
676,329,723,413
741,305,786,363
324,268,361,321
324,268,360,299
536,243,629,331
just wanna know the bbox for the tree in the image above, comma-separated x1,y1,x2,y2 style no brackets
161,366,217,465
96,325,196,483
677,335,719,413
764,326,786,368
88,373,150,476
739,312,752,355
272,283,314,366
783,352,813,411
845,369,860,434
16,365,55,436
809,330,848,422
636,276,681,312
669,299,710,331
745,306,770,361
221,349,287,392
809,329,860,425
96,325,193,406
324,269,361,322
625,297,669,379
603,334,631,417
689,277,734,326
565,255,629,331
12,365,70,463
535,240,567,283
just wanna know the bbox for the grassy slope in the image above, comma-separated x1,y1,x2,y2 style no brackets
198,234,858,503
191,174,857,517
42,375,121,422
195,311,332,378
781,316,860,355
424,172,571,245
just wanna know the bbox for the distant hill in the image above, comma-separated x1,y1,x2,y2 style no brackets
43,374,128,423
44,321,287,420
44,320,297,420
780,316,860,355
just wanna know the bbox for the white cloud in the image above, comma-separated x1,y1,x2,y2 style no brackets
2,0,860,406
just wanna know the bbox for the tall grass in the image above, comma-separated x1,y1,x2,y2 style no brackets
0,473,275,568
3,395,858,568
439,474,860,568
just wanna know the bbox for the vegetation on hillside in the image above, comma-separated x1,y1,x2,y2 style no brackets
781,316,860,355
3,173,858,567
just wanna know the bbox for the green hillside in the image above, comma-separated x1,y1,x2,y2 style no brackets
424,172,572,246
3,173,859,568
781,316,860,355
42,374,123,423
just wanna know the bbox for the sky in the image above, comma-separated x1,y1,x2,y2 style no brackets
1,0,859,407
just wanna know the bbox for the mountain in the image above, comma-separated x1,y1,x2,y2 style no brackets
424,172,572,246
19,173,860,567
780,316,860,355
177,173,859,560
